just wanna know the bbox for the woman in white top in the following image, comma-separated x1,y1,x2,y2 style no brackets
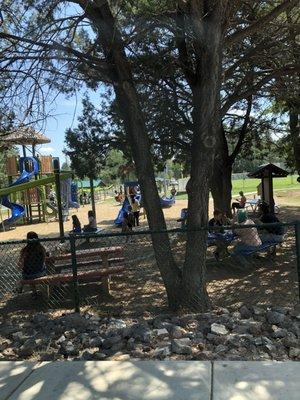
232,210,261,261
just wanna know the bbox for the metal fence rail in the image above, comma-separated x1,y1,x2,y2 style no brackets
0,221,299,313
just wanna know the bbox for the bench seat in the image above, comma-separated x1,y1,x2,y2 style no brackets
240,241,278,256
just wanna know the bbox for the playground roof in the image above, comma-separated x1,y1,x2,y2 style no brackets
0,127,51,146
79,179,105,189
248,163,288,178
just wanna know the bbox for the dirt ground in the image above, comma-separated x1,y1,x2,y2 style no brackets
0,189,299,318
1,189,299,241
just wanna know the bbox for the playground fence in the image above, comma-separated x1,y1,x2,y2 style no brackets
0,221,299,313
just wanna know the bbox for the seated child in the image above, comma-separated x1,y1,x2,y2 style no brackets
19,232,47,299
83,210,97,232
71,215,82,233
209,209,228,260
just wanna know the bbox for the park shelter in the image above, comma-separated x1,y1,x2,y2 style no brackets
79,179,106,190
248,163,288,213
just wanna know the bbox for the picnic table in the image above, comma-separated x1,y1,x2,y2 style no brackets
20,246,125,297
207,230,236,246
246,199,261,213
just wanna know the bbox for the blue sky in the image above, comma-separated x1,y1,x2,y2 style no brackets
31,89,99,163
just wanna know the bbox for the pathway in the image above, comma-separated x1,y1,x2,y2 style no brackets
1,361,299,399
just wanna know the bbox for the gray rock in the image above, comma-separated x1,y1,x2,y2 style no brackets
153,346,171,358
232,311,241,320
282,333,299,348
12,331,30,343
289,347,300,359
18,339,37,357
93,352,107,360
153,320,173,331
170,326,187,339
266,311,285,325
211,323,228,336
271,326,287,339
32,314,49,325
107,318,127,332
152,328,169,339
131,324,151,343
56,335,66,345
252,306,264,316
81,350,97,360
240,305,252,319
171,338,192,355
59,341,78,357
252,337,263,346
215,344,228,354
89,337,104,348
103,335,122,349
232,324,249,334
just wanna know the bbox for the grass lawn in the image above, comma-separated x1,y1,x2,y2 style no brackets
176,175,299,200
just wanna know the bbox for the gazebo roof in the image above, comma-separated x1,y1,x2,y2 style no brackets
0,127,51,146
248,163,288,179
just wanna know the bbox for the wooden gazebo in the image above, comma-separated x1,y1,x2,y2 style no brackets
0,126,50,155
248,163,288,213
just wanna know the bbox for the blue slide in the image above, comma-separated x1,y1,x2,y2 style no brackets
114,194,142,226
1,157,39,226
160,195,176,208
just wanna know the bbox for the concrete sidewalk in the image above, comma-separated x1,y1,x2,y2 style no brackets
0,361,299,400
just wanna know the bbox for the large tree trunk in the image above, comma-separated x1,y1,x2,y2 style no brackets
289,109,300,176
181,5,226,310
83,1,183,309
211,160,233,218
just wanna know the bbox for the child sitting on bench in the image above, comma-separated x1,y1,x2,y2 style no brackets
83,210,97,232
71,215,82,233
232,191,246,214
18,232,47,299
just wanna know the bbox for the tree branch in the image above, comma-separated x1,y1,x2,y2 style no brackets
226,0,299,46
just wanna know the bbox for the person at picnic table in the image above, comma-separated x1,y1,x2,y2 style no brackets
259,202,284,243
232,210,262,264
131,196,140,227
208,209,231,261
83,210,97,232
232,191,247,214
18,232,47,299
71,215,82,233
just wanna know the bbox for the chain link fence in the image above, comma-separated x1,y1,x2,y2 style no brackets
0,221,299,314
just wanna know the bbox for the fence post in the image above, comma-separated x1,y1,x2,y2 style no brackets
295,221,300,301
70,235,80,313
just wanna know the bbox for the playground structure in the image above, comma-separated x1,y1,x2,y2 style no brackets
0,129,78,230
114,180,176,225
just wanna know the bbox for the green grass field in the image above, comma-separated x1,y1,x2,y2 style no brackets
176,175,299,200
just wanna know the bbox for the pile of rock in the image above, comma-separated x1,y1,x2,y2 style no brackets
0,305,299,361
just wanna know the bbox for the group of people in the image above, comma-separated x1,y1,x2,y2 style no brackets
209,202,283,262
71,210,97,233
122,195,141,236
79,191,91,206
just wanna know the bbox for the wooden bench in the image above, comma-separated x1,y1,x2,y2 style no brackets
20,246,125,298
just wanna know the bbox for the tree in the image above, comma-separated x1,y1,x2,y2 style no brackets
101,149,127,185
65,97,110,216
1,0,299,310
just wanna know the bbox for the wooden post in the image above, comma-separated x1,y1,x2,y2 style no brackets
89,176,96,219
53,159,65,240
